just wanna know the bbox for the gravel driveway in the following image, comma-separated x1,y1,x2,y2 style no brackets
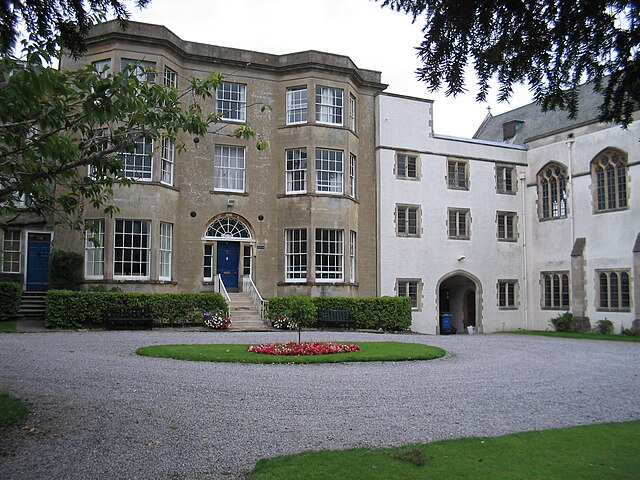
1,330,639,479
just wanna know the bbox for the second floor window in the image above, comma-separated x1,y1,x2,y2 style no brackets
538,163,567,220
214,145,245,192
448,159,468,189
217,82,246,122
497,212,517,241
593,150,628,212
286,148,307,194
163,66,177,88
316,86,343,125
316,148,343,194
161,137,175,186
396,205,420,237
286,87,307,124
119,135,153,181
496,164,516,194
121,59,156,82
448,208,470,240
397,154,418,179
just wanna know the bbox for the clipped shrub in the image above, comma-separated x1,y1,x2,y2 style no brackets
0,282,21,321
266,295,412,331
49,250,83,290
45,290,227,329
595,319,614,335
549,311,573,332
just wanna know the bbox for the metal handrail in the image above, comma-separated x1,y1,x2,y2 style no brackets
242,275,266,320
215,274,231,305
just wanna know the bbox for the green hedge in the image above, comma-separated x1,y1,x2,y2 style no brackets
266,295,412,331
0,282,21,321
45,290,228,329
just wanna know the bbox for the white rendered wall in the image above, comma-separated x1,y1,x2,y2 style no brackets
377,93,527,334
525,119,640,332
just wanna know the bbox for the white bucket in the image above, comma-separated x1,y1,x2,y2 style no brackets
467,326,476,334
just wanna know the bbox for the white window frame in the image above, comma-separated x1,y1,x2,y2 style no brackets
161,136,175,186
285,148,307,194
214,145,246,192
84,220,105,279
448,208,470,240
315,148,343,194
286,87,308,125
1,230,21,273
349,94,356,131
349,153,356,198
92,59,111,78
159,222,173,281
121,58,156,82
243,245,253,277
315,229,343,282
315,86,343,125
396,205,420,237
285,228,307,282
113,219,151,279
498,280,518,309
350,230,356,283
216,82,247,122
397,279,421,310
118,134,153,181
497,211,517,241
163,66,177,88
203,244,214,282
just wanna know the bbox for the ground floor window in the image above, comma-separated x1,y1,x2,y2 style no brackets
350,230,356,283
114,219,151,278
203,244,214,281
498,280,518,308
597,270,631,311
397,279,421,310
1,230,21,273
541,271,569,309
243,245,253,276
159,222,173,281
85,220,105,278
315,229,343,282
285,228,307,282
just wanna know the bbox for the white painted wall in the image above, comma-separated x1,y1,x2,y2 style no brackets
377,93,527,334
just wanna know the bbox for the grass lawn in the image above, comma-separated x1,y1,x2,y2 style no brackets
250,421,640,479
505,330,640,342
0,394,27,424
136,341,446,364
0,321,17,333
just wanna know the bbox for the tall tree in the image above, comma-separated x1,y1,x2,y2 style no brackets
0,1,265,228
377,0,640,126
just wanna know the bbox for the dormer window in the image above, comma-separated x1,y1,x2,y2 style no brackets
503,120,524,141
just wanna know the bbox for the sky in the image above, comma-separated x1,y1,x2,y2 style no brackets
131,0,534,138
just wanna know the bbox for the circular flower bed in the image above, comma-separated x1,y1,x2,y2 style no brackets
247,341,360,356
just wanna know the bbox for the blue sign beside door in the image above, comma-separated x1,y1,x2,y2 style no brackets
26,233,51,291
217,241,240,289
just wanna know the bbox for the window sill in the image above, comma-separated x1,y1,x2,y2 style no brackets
210,190,249,196
594,206,629,215
496,190,517,195
596,308,631,313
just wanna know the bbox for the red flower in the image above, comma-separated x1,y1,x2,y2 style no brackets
247,342,360,356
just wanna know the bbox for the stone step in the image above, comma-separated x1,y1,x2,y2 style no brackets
19,292,46,319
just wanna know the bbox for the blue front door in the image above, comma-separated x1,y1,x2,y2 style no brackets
26,233,51,291
217,241,240,289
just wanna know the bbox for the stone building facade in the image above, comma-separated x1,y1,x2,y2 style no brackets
2,20,637,335
54,21,386,299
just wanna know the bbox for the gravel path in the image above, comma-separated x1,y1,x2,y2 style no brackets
1,330,639,479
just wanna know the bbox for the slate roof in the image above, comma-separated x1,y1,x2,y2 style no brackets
472,81,609,144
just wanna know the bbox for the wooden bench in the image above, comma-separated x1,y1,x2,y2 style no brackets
317,309,355,330
104,306,153,330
